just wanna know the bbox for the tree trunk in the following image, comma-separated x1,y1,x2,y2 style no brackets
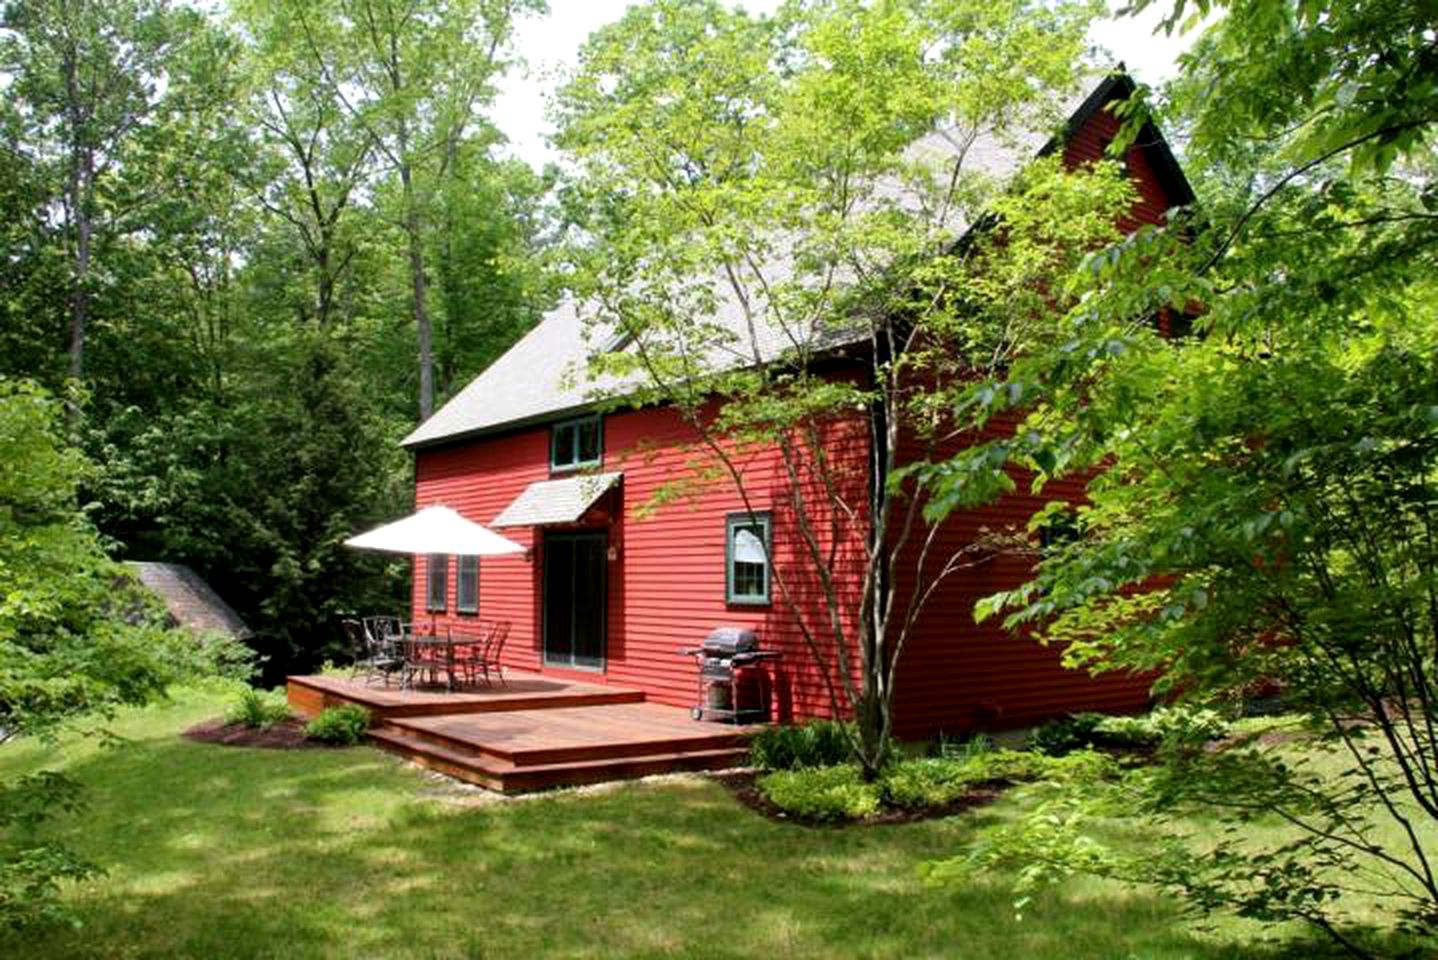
68,154,92,381
402,161,434,421
63,36,92,382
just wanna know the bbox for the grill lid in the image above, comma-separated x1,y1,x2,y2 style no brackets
702,626,758,657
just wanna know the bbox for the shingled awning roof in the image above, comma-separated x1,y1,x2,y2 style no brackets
491,472,622,528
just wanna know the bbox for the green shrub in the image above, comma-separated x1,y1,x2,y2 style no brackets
759,749,1121,820
303,705,371,745
942,749,1118,787
225,688,291,729
748,720,853,770
1094,707,1229,748
757,765,881,821
1028,707,1231,756
1032,749,1121,784
1026,713,1105,756
881,758,971,809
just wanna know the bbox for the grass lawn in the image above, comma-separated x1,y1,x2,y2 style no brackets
0,685,1367,959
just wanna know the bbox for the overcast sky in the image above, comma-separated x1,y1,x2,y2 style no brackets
490,1,1201,169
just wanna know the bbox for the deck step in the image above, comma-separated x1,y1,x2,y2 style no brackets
368,727,748,794
385,715,749,767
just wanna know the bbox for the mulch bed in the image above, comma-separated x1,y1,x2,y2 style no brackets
712,769,1010,828
183,717,329,750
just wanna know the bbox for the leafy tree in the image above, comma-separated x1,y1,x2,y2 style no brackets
557,0,1121,775
280,0,543,419
234,0,376,330
0,0,217,382
0,378,249,930
429,151,556,403
926,1,1438,953
1,0,553,681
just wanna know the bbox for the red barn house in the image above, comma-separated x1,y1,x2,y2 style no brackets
395,73,1194,743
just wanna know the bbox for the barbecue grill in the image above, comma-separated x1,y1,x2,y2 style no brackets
680,627,780,723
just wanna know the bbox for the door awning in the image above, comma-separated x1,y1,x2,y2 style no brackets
491,472,622,528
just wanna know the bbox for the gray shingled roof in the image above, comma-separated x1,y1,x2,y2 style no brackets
403,83,1105,451
128,561,252,640
491,472,623,528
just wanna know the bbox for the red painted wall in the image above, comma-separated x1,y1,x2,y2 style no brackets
883,90,1189,738
411,87,1190,739
414,402,869,723
885,424,1153,739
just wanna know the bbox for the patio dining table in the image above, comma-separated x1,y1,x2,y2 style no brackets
400,630,463,691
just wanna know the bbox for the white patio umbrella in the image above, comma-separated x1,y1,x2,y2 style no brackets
344,505,525,556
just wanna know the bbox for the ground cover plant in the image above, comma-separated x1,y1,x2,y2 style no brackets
224,688,292,730
4,686,1425,959
1026,707,1231,757
755,741,1121,824
302,705,371,745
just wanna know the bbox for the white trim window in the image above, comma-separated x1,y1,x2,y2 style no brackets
725,512,772,606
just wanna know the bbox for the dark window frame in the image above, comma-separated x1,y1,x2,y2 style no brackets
456,555,479,614
1038,510,1083,554
425,554,449,612
550,414,603,473
725,511,773,606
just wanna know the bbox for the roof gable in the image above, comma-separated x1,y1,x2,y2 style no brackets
403,72,1193,451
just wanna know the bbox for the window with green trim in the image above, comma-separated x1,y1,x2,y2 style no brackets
551,415,602,472
456,555,479,614
426,554,448,612
726,512,771,605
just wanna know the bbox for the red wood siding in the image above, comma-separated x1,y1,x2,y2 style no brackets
886,421,1153,739
411,87,1189,740
1063,100,1173,233
884,90,1189,739
414,404,869,723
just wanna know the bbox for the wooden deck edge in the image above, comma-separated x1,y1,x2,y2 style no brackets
385,717,750,768
380,689,646,718
369,727,748,795
286,675,645,722
287,677,369,720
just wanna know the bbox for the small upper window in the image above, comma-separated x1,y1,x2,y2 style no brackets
426,554,449,612
456,555,478,614
551,415,602,472
726,512,772,606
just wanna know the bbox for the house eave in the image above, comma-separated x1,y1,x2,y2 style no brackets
401,400,603,453
1039,70,1197,209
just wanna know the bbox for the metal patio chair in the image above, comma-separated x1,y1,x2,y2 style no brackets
347,617,404,686
460,619,510,688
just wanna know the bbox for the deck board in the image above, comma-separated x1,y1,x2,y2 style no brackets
286,672,644,720
391,703,758,767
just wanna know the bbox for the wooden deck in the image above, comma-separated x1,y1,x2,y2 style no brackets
287,673,757,794
286,672,645,721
